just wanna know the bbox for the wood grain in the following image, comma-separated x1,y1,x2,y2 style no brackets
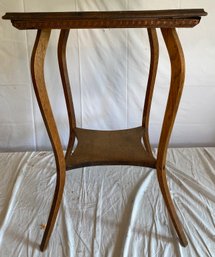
31,29,66,251
142,28,159,156
157,28,187,246
58,29,76,162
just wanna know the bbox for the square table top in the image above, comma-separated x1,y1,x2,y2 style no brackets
2,9,207,30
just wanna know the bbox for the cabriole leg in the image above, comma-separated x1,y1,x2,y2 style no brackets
58,29,76,164
31,29,66,251
142,28,159,156
157,28,188,247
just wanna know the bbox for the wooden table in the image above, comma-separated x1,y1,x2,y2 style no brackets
3,9,207,251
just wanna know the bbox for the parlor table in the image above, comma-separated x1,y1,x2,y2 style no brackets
2,9,207,251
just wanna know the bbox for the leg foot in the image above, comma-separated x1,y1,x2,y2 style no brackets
40,173,65,251
157,167,188,247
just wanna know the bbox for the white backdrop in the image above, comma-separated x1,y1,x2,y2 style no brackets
0,0,214,151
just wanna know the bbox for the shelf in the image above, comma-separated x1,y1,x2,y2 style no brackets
66,126,156,170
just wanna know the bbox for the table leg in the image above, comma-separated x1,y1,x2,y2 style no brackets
157,28,188,246
142,28,159,156
58,29,76,164
31,29,66,251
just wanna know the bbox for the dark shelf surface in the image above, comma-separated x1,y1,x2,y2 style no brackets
66,126,156,170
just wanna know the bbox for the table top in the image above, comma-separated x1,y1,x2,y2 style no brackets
2,9,207,30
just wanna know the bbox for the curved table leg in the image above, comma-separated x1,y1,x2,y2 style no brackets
142,28,159,156
157,28,188,247
58,29,76,164
31,29,66,251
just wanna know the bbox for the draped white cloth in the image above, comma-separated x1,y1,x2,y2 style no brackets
0,148,214,256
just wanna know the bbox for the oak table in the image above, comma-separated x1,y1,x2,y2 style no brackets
3,9,207,251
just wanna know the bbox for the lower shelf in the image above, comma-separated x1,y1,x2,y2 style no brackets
66,126,156,170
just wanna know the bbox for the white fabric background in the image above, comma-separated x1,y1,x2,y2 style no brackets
0,0,215,151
